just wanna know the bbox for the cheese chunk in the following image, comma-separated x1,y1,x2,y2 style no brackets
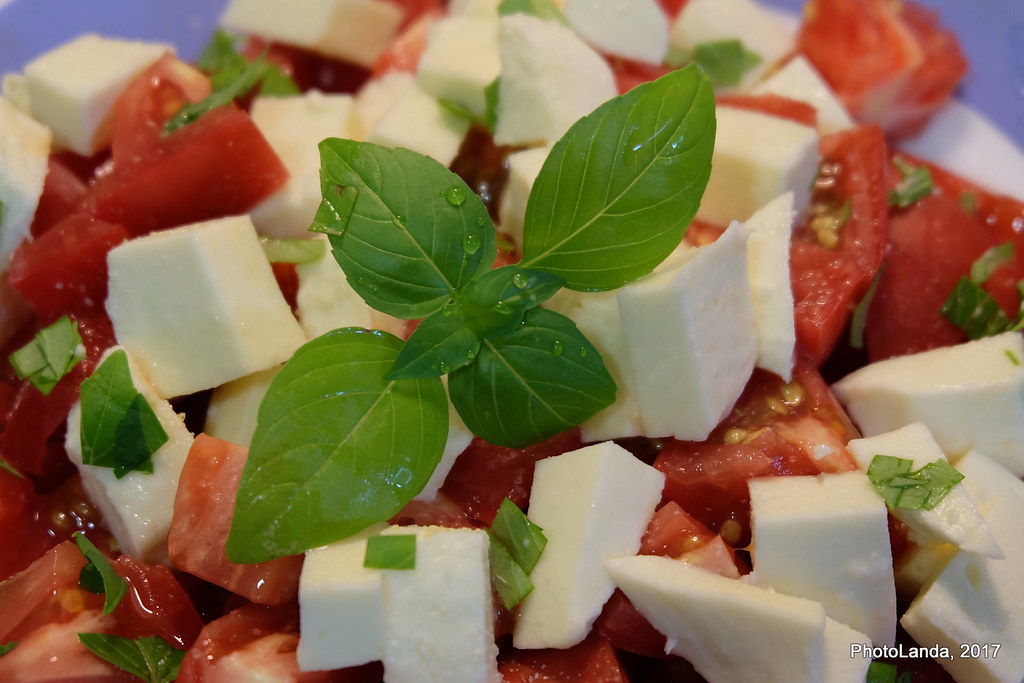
744,192,796,380
617,222,756,440
956,449,1024,506
367,82,471,166
748,473,897,645
65,347,194,564
494,13,617,146
448,0,501,17
752,56,855,135
413,389,474,502
498,145,550,252
832,332,1024,476
353,72,416,136
220,0,403,68
204,366,280,447
2,73,32,115
697,106,820,226
23,34,168,155
846,423,1001,557
250,92,360,239
0,96,50,268
106,215,307,398
514,442,664,649
416,14,501,116
564,0,669,65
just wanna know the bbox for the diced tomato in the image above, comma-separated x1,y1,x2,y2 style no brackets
594,589,669,659
440,429,583,525
371,9,442,77
168,435,304,606
610,58,674,95
639,501,717,558
791,124,889,365
798,0,965,137
272,261,301,312
0,471,60,582
499,635,629,683
380,0,445,28
112,555,204,648
243,39,371,95
29,153,93,237
657,0,690,19
390,491,478,529
716,93,819,128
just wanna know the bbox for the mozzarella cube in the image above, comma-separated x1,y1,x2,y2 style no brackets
0,96,50,269
823,618,874,683
367,82,471,166
23,34,169,155
250,92,360,239
494,13,617,147
564,0,669,65
106,215,307,398
956,449,1024,506
901,491,1024,683
617,222,757,440
498,145,550,252
353,72,416,136
64,347,195,564
697,105,820,227
744,192,796,380
204,366,280,447
2,73,32,115
894,542,957,601
832,332,1024,476
414,389,474,502
514,442,664,649
220,0,403,68
748,472,897,645
416,15,501,117
752,56,855,135
846,423,1001,557
448,0,501,18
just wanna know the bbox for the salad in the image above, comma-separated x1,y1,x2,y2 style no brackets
1,0,1023,682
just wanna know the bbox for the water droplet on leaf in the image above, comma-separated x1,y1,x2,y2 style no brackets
512,272,529,289
463,233,481,254
444,186,467,206
551,340,564,356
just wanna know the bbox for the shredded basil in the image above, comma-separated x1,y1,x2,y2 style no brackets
364,534,417,570
489,499,547,609
78,633,184,683
866,454,965,511
74,532,127,614
8,315,85,395
692,40,762,89
888,156,933,208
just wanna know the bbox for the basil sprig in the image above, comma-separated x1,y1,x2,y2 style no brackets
364,534,417,570
74,533,128,614
866,455,965,511
489,498,547,609
78,633,183,683
941,242,1024,339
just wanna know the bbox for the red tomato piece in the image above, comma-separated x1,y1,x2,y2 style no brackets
610,57,674,95
499,635,629,683
112,555,204,649
594,589,669,659
371,9,442,77
390,491,478,529
658,0,690,19
168,435,304,606
639,501,717,558
243,39,371,95
0,471,62,583
791,124,889,365
29,153,93,237
716,93,819,128
381,0,445,29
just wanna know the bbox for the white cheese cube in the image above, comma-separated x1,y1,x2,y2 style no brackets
2,74,32,115
564,0,669,65
380,526,499,683
448,0,501,18
669,0,794,92
956,449,1024,506
498,145,550,252
416,15,501,117
751,56,855,135
367,82,471,166
0,96,50,269
894,542,957,601
744,192,796,380
65,347,195,564
823,618,873,683
413,390,474,502
23,34,169,156
846,423,1001,557
494,13,618,147
106,215,307,398
250,92,360,240
204,366,280,448
832,332,1024,476
606,555,831,683
697,105,820,227
353,72,416,136
220,0,403,68
748,472,897,645
901,491,1024,683
617,222,757,440
514,442,664,649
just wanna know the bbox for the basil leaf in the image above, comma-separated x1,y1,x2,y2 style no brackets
318,139,496,319
866,660,911,683
888,157,933,208
693,39,762,89
79,350,168,479
448,307,615,448
940,277,1015,340
519,65,715,291
74,533,127,614
498,0,568,24
165,56,267,133
9,315,85,395
78,633,183,683
386,305,481,380
311,183,358,237
228,328,448,563
460,265,564,338
867,454,965,511
489,537,534,610
259,236,328,264
196,29,247,74
483,78,500,135
364,534,417,570
0,457,22,479
490,498,546,572
0,642,16,657
970,242,1015,284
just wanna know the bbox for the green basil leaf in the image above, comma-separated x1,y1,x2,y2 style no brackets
364,534,417,569
940,277,1014,340
490,498,546,572
970,242,1015,284
693,39,762,89
483,78,500,135
310,183,358,237
448,307,615,448
498,0,568,24
74,532,127,614
8,315,85,395
0,642,17,657
0,457,22,479
385,305,481,380
489,536,534,610
888,157,934,208
867,454,965,511
460,265,565,338
318,139,496,319
259,236,328,264
78,633,183,683
79,350,168,480
227,328,448,563
519,65,714,291
196,29,247,74
257,63,301,96
165,55,268,133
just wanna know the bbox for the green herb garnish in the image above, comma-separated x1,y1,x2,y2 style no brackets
0,642,16,657
364,534,417,570
941,242,1024,339
0,458,21,479
692,40,762,89
78,633,184,683
866,660,911,683
849,266,883,349
74,532,127,614
259,236,328,264
489,540,534,609
888,156,933,208
488,499,547,609
79,350,168,479
8,315,85,395
498,0,568,24
867,454,965,511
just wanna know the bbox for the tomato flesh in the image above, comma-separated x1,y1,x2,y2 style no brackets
499,636,630,683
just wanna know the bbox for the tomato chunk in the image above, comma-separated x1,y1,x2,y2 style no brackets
499,636,629,683
112,555,204,648
716,93,818,127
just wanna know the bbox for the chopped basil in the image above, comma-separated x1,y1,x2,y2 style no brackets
941,242,1024,339
1006,349,1022,366
849,266,883,349
364,534,417,570
958,190,979,214
74,532,127,614
866,454,965,511
866,660,911,683
498,0,568,24
489,539,534,609
78,633,184,683
970,242,1015,284
259,235,328,264
483,77,500,135
692,40,762,89
438,98,481,125
0,458,22,479
164,56,267,133
79,350,168,479
887,156,933,208
8,315,85,395
0,642,16,657
488,499,547,609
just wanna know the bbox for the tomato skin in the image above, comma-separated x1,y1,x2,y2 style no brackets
610,58,674,95
371,9,441,77
168,435,304,606
243,39,371,95
639,501,716,558
111,555,204,649
29,153,92,237
716,94,819,128
499,635,629,683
